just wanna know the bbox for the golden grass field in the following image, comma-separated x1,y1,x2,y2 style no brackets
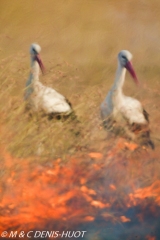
0,0,160,159
0,1,160,239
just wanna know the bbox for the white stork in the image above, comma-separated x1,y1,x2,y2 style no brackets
101,50,154,149
24,43,73,119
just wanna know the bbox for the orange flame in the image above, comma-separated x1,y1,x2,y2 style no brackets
0,148,111,231
0,144,159,235
129,180,160,206
120,216,131,223
146,236,156,240
88,152,103,159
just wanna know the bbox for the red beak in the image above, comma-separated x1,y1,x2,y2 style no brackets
35,54,45,74
125,61,139,85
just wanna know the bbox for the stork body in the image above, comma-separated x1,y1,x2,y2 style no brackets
25,43,72,117
101,50,154,149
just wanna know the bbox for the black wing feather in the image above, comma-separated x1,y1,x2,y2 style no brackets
143,109,149,123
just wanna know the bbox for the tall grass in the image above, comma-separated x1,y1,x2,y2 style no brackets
0,0,160,161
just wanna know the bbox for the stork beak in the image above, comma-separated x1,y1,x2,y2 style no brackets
35,54,45,74
125,61,139,85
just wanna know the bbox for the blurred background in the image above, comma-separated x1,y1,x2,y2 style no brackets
0,1,160,239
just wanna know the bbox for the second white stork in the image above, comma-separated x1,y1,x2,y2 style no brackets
24,43,73,119
101,50,154,149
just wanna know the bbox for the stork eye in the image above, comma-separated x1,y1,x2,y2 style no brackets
32,48,37,54
122,55,126,60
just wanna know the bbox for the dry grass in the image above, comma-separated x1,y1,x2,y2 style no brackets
0,55,105,160
1,3,160,239
0,0,160,161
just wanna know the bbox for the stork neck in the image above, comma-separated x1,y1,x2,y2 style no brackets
112,62,126,92
25,57,40,99
30,57,40,82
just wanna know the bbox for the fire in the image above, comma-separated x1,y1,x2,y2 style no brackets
0,148,110,231
88,152,103,159
146,236,156,240
129,180,160,206
0,140,159,239
109,184,116,190
120,216,131,223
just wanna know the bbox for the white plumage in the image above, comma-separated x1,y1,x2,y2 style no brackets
101,50,145,124
25,43,72,116
101,50,154,149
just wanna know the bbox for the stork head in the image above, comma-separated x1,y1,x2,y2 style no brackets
30,43,45,74
118,50,139,85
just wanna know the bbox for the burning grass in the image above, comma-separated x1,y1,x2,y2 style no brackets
0,1,160,239
0,140,160,239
